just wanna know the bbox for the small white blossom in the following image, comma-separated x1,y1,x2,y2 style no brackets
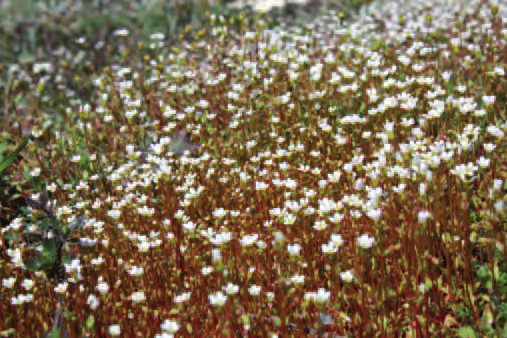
340,270,354,283
249,285,262,296
288,244,301,256
209,291,227,306
109,325,121,336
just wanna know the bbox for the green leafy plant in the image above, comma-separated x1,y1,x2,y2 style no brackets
0,134,32,175
2,190,85,281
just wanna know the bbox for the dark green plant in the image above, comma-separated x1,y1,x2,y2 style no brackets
0,134,32,175
2,190,85,282
459,243,507,336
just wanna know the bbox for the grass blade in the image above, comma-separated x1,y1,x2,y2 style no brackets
0,134,33,175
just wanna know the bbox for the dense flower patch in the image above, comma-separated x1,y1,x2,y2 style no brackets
2,0,507,336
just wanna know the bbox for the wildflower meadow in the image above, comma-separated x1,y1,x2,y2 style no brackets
1,0,507,336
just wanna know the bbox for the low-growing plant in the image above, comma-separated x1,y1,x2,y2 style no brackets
3,0,507,337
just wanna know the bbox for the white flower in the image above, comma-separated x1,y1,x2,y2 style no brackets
174,292,191,303
245,31,256,40
222,283,239,295
283,213,296,225
305,189,317,198
256,182,269,190
210,232,232,246
150,33,165,40
366,208,382,221
330,234,343,247
315,288,331,303
483,95,496,105
291,275,305,284
484,143,496,152
154,334,173,338
97,281,109,294
493,179,503,190
285,179,297,189
161,319,179,333
357,234,375,249
87,294,100,309
417,211,431,223
322,243,338,254
249,285,262,296
209,291,227,306
113,28,129,36
109,324,121,336
442,71,452,81
213,208,227,218
137,241,151,252
313,220,328,231
305,288,330,303
16,294,33,303
384,121,395,132
248,284,261,296
47,182,57,192
54,282,68,294
70,155,80,162
212,249,222,261
355,179,365,190
393,183,406,193
267,292,275,301
288,244,301,256
9,218,23,230
22,279,34,291
30,168,41,177
495,200,504,212
419,183,427,195
240,234,258,247
130,291,146,303
108,209,121,219
2,277,16,288
340,270,354,283
494,67,505,76
183,222,196,232
304,292,315,301
329,213,344,223
127,266,144,276
474,109,487,117
304,206,316,215
273,231,284,242
477,156,490,168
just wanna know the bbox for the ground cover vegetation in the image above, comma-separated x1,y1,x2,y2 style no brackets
1,0,507,336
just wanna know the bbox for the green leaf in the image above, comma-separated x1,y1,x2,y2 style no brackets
47,329,61,338
23,258,41,272
42,239,58,257
480,304,494,329
9,193,21,200
0,142,7,155
86,315,95,330
38,255,57,267
64,309,72,320
18,52,35,64
62,252,72,265
0,134,33,175
457,326,478,338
